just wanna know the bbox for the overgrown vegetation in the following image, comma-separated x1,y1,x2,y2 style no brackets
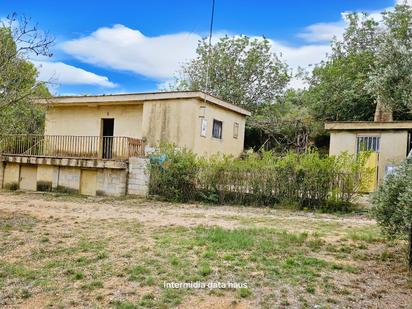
372,161,412,271
149,146,371,211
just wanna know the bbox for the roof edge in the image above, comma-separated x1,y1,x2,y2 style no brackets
35,91,251,116
325,121,412,130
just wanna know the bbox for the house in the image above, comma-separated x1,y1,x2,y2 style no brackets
43,91,250,157
325,120,412,191
0,91,250,196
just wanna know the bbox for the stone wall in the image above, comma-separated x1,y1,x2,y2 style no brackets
128,157,149,196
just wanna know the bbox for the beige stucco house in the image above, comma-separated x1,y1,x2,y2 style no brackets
43,91,250,157
0,91,250,196
325,121,412,189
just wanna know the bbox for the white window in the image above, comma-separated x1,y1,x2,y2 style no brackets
356,136,380,153
200,118,207,137
212,119,223,139
233,122,239,139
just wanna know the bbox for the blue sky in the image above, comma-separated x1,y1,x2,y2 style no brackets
0,0,401,95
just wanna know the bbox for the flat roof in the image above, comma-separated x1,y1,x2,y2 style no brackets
325,121,412,131
36,91,251,116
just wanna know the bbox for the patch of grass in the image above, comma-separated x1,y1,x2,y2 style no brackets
112,300,137,309
347,227,382,243
72,271,84,280
128,265,151,281
0,261,39,281
238,287,252,298
198,263,212,277
80,280,104,290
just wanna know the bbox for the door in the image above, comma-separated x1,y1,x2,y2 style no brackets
20,165,37,191
102,119,114,159
362,152,379,192
80,169,97,196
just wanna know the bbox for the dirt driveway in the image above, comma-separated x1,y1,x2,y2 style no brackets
0,191,411,308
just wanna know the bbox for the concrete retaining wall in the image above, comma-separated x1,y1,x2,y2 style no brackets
128,157,149,196
0,157,150,197
37,165,59,191
96,169,127,196
58,167,81,193
3,163,20,190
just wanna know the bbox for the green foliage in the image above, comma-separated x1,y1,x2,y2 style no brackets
372,160,412,270
372,162,412,238
306,6,412,121
149,145,199,202
305,13,379,122
0,15,52,134
149,146,371,211
366,4,412,115
170,35,290,112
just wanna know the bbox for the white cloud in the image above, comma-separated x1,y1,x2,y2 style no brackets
33,61,116,88
269,41,330,69
59,24,330,92
397,0,412,5
60,24,201,80
297,21,345,43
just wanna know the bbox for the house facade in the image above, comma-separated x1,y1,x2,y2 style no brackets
43,91,250,157
325,121,412,190
0,91,250,196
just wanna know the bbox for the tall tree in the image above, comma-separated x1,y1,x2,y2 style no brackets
367,5,412,115
307,6,412,122
305,13,380,122
171,35,290,112
0,14,53,134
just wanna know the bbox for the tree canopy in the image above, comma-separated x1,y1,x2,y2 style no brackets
0,14,53,134
367,4,412,115
306,5,412,122
172,35,290,112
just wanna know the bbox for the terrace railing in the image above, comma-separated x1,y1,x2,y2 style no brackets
0,135,145,160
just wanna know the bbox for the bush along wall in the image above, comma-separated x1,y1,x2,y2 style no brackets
149,145,372,211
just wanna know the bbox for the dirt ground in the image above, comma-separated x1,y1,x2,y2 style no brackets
0,191,411,309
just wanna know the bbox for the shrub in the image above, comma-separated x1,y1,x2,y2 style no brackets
149,146,370,211
149,145,198,202
372,161,412,270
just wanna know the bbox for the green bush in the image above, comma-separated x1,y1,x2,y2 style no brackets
372,162,412,238
149,146,370,211
372,161,412,271
149,145,198,202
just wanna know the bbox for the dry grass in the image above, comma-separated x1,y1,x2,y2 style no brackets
0,191,411,309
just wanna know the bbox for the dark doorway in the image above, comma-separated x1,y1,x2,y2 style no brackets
102,119,114,159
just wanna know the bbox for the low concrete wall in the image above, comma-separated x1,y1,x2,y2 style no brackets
37,165,59,191
128,157,149,196
58,167,81,193
3,163,20,190
1,156,150,197
96,169,127,196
